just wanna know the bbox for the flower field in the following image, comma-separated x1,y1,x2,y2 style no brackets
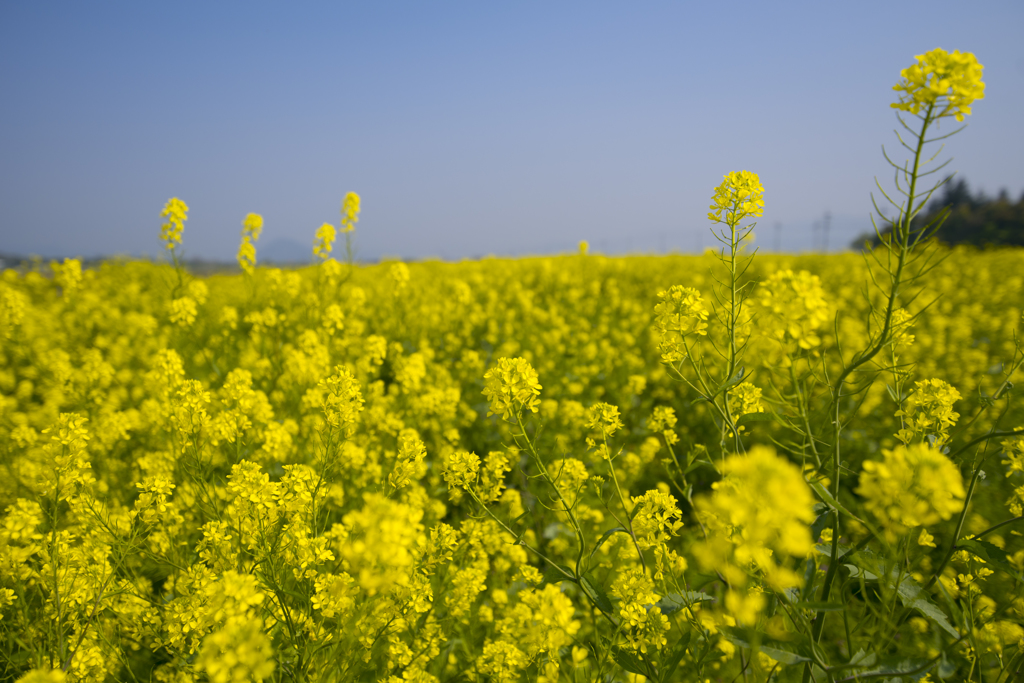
2,49,1023,683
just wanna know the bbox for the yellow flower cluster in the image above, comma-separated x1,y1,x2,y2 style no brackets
707,170,765,225
653,285,709,363
160,197,188,250
892,48,985,121
0,242,1021,681
895,377,961,445
482,357,542,422
313,223,336,260
694,446,815,616
857,443,966,541
340,191,361,233
728,381,765,418
756,268,830,350
611,568,670,653
237,213,263,275
1,54,1022,679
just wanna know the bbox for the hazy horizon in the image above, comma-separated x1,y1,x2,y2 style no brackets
2,1,1023,263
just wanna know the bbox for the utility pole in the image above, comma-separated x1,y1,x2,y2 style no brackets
774,222,782,252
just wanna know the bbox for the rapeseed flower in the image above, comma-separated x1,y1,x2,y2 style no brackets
895,378,961,446
195,619,275,683
892,48,984,121
708,170,764,225
340,192,361,233
728,382,765,419
313,223,336,260
483,357,542,422
653,285,709,363
857,442,965,541
611,568,670,653
160,197,188,250
237,213,263,275
756,269,830,351
694,445,815,615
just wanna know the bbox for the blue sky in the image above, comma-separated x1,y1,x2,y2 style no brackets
1,1,1022,262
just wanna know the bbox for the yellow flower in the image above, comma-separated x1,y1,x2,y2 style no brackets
318,365,365,435
16,670,66,683
728,382,765,419
648,406,679,444
340,493,424,594
476,641,528,683
387,430,427,492
237,213,263,275
757,269,830,350
496,584,580,656
708,170,764,225
313,223,336,261
169,296,197,326
694,445,815,595
611,568,670,653
241,212,263,241
857,442,965,541
195,619,275,683
895,378,961,446
53,258,83,294
653,285,709,363
443,450,481,490
892,48,985,122
160,197,189,250
482,357,542,422
630,489,683,550
340,192,361,233
586,402,623,439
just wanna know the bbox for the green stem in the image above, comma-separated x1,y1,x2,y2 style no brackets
514,412,589,577
598,441,645,566
804,102,936,683
924,451,986,591
971,515,1024,541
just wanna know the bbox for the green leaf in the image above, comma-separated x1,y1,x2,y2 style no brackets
847,648,877,668
660,632,692,682
541,562,575,585
758,645,811,666
683,460,715,476
736,411,777,427
589,526,628,562
722,629,812,665
795,601,844,612
580,575,614,614
848,552,960,639
896,579,959,639
844,563,878,581
958,538,1024,583
612,648,649,677
656,591,715,615
815,543,852,559
851,657,933,678
808,480,867,526
809,510,831,549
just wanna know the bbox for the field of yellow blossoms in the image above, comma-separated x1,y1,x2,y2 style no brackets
2,49,1022,683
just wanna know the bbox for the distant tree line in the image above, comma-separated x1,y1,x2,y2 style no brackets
854,178,1024,249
